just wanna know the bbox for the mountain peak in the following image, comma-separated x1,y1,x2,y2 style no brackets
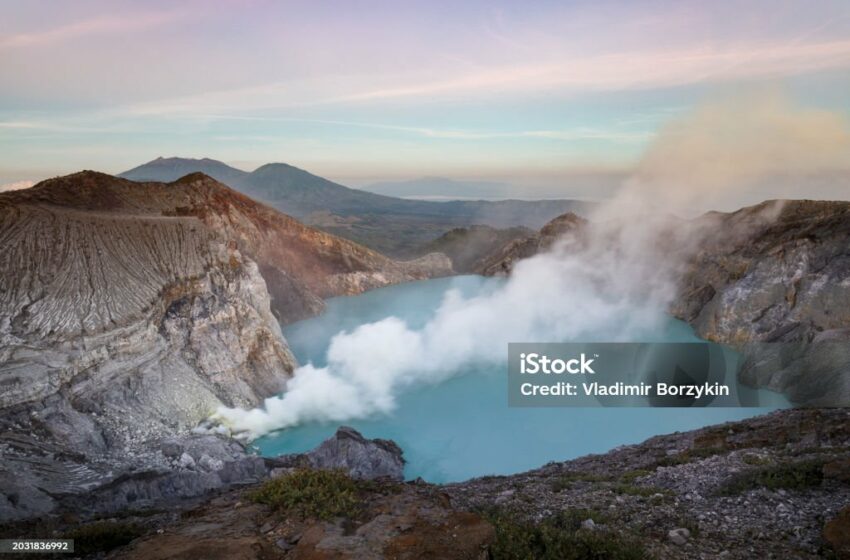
251,162,303,174
171,171,217,185
120,157,247,184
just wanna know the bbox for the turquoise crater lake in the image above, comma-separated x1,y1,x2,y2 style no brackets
255,276,787,483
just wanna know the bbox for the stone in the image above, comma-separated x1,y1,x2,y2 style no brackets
178,453,196,469
823,458,850,484
198,454,224,472
274,538,294,551
268,426,405,481
667,528,691,546
160,440,183,458
824,506,850,559
580,518,596,531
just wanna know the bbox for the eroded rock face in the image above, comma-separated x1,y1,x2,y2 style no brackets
0,171,448,522
477,201,850,405
0,197,292,520
671,200,850,344
268,426,405,481
671,200,850,405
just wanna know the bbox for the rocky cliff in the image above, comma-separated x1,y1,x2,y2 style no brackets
670,200,850,405
670,200,850,342
477,201,850,405
4,172,451,323
0,171,450,522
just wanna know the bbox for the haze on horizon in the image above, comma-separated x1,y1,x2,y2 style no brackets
2,0,850,206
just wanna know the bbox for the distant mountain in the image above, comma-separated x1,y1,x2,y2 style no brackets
362,176,517,199
415,225,533,273
121,156,249,186
120,157,595,256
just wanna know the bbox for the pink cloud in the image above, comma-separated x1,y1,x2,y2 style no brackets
0,10,188,49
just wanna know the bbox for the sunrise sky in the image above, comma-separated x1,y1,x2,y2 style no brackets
2,0,850,196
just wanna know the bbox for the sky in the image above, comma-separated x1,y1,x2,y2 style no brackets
1,0,850,198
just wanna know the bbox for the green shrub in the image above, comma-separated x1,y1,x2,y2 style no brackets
64,521,142,555
552,508,610,531
611,484,668,497
248,468,360,520
619,469,652,484
484,509,647,560
742,454,772,466
717,460,824,495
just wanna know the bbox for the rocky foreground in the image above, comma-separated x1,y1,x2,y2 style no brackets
2,411,847,559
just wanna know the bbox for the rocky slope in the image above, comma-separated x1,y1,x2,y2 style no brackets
413,224,532,273
474,212,587,276
4,171,450,323
670,200,850,406
7,411,847,559
0,172,449,522
477,200,850,405
447,408,850,559
670,200,850,345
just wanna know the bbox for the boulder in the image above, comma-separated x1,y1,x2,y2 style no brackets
667,528,691,546
825,506,850,559
269,426,405,481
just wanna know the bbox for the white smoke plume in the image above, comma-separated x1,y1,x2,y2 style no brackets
215,92,849,438
623,91,850,214
215,231,678,436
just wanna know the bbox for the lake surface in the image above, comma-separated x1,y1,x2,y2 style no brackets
256,276,787,483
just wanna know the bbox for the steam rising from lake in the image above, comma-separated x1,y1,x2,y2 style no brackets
215,93,847,437
216,201,688,436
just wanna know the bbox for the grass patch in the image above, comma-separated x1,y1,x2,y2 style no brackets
248,468,361,520
555,508,610,530
717,460,824,496
64,521,143,555
742,454,772,466
484,509,648,560
619,469,652,484
612,484,668,498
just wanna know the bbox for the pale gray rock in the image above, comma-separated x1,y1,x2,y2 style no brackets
671,200,850,405
0,177,295,521
477,201,850,405
0,171,449,523
668,527,691,546
268,426,406,481
178,453,196,469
